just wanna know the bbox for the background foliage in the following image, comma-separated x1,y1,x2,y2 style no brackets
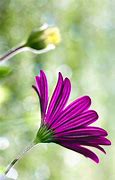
0,0,114,179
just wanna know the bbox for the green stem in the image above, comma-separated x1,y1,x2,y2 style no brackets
0,44,26,62
4,141,36,175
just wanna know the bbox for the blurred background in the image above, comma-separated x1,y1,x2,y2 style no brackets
0,0,114,179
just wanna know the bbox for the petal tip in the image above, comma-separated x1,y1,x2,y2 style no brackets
85,95,92,105
91,110,99,120
58,72,63,81
35,75,39,81
64,77,71,86
106,139,111,145
95,158,99,164
40,70,46,77
40,69,44,74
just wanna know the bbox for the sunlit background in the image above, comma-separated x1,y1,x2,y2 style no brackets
0,0,114,179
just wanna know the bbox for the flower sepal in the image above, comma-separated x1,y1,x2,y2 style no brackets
34,125,54,144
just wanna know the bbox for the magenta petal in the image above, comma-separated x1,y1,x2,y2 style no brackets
51,96,91,129
49,78,71,121
45,72,63,123
35,76,41,95
53,110,99,132
58,142,99,163
69,142,106,154
54,126,108,138
40,70,48,113
78,137,111,146
71,137,111,146
46,77,71,126
81,144,106,154
93,145,106,154
56,139,107,154
35,70,48,120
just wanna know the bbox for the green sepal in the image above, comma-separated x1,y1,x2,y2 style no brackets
34,125,54,144
26,29,46,50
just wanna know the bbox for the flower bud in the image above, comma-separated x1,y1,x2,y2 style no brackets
26,24,61,51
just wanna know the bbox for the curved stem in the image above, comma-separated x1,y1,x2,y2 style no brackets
0,44,26,62
4,141,36,175
0,44,55,63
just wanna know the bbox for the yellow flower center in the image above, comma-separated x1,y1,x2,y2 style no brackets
44,27,61,45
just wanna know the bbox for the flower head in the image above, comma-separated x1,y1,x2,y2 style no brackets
33,70,111,163
26,24,61,51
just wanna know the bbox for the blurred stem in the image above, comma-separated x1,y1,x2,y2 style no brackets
0,44,26,62
4,141,36,175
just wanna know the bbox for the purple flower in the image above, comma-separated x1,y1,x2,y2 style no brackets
33,70,111,163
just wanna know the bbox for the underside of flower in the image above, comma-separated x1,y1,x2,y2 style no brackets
34,125,54,143
33,70,111,163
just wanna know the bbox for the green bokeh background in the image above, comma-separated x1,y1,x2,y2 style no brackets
0,0,114,179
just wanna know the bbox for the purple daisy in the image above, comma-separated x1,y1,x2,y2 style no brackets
33,70,111,163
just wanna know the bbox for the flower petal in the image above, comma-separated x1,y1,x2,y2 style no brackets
51,96,91,128
46,76,71,126
35,70,48,120
53,110,98,132
54,126,108,138
75,137,111,146
56,136,111,146
45,72,63,123
58,142,99,163
50,78,71,120
96,145,106,153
